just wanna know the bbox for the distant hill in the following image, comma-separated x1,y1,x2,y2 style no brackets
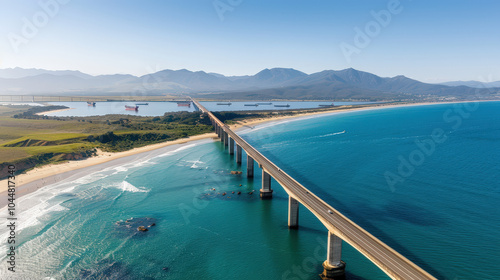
439,80,500,88
0,67,499,101
202,68,500,101
0,67,92,79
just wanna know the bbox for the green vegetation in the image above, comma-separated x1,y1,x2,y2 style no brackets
0,102,383,178
12,105,68,119
0,106,213,177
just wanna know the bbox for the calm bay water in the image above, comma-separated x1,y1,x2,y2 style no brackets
43,101,377,117
1,101,499,279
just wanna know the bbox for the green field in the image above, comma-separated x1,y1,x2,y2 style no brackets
0,102,375,177
0,105,214,176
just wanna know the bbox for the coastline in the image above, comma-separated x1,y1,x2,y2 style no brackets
0,133,217,198
229,99,494,130
1,99,494,201
35,107,74,115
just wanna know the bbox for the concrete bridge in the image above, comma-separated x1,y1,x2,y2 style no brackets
191,98,437,280
0,95,191,103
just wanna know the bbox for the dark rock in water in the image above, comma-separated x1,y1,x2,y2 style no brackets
148,223,156,227
230,171,242,175
162,267,169,271
222,192,226,196
232,191,235,194
237,191,241,195
114,217,156,237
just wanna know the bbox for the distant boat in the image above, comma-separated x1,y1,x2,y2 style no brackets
87,101,96,107
125,105,139,110
319,103,335,107
244,104,259,106
256,102,272,105
177,102,191,107
217,102,232,105
274,104,290,107
135,103,149,105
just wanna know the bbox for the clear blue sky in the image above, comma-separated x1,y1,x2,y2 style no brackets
1,0,499,82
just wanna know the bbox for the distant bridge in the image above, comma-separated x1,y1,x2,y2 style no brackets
191,98,437,280
0,95,190,103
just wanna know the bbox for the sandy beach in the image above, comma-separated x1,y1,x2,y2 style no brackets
35,108,74,115
1,99,493,199
0,133,217,195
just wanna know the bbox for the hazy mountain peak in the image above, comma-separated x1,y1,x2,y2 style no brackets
254,68,307,82
0,67,92,79
1,67,497,100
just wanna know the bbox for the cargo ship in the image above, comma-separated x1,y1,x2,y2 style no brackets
177,102,191,107
256,102,272,105
125,105,139,110
318,103,335,107
244,104,258,106
135,103,149,105
274,104,290,107
217,102,232,105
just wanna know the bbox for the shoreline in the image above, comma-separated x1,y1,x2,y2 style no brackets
229,99,497,130
35,107,74,115
0,133,217,197
1,99,495,200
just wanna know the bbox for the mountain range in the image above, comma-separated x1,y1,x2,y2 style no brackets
439,80,500,88
0,67,498,101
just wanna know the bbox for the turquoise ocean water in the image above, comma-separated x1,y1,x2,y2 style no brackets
1,101,499,279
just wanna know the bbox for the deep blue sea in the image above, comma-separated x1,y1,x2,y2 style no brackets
1,101,499,279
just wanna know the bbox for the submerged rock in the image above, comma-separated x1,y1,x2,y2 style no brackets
137,226,148,232
115,217,156,237
230,171,243,175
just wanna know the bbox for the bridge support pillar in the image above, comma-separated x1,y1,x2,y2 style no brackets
247,155,254,177
320,231,346,280
288,196,299,229
229,137,235,155
220,129,224,142
236,145,242,164
260,170,273,199
224,131,229,147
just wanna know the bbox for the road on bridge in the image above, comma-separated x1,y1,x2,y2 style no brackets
191,98,437,280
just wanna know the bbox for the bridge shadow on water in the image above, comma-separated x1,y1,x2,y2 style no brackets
267,157,445,279
257,203,371,280
213,130,444,278
240,143,445,278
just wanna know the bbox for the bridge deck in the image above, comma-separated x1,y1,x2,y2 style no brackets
191,98,436,280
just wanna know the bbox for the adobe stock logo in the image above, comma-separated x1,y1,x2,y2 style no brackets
213,0,243,21
384,101,480,192
339,0,407,63
8,0,71,53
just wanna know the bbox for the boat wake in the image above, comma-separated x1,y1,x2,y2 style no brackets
318,130,346,138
